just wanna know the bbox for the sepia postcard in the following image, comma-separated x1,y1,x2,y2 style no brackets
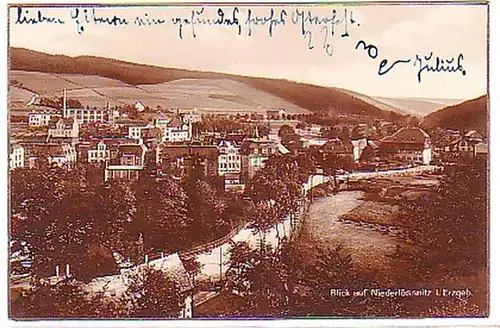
6,0,490,323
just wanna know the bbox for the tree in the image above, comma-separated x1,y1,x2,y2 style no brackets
399,159,487,276
125,266,183,318
278,125,295,139
226,242,290,316
10,280,122,319
245,154,306,247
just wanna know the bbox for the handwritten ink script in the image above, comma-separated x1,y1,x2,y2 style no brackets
13,6,467,82
356,40,466,82
14,6,359,57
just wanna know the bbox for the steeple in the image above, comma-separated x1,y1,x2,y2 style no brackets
253,125,260,139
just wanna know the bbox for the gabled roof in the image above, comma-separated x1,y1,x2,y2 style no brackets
168,117,183,128
49,118,75,129
218,139,237,148
382,127,430,144
240,139,279,154
142,127,163,139
320,139,354,153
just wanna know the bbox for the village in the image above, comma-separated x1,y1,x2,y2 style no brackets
9,88,488,318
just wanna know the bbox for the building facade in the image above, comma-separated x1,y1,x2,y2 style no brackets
104,140,148,181
217,140,241,176
9,144,24,169
378,127,432,165
47,118,79,140
88,141,111,165
163,118,192,143
29,112,60,127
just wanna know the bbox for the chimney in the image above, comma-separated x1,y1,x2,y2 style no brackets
63,88,67,117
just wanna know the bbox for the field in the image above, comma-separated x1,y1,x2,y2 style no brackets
10,70,80,94
9,71,311,114
56,74,131,88
9,86,35,103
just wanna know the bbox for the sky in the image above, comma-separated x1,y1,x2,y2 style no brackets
8,3,488,99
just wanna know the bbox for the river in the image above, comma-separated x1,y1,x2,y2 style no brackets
304,190,411,282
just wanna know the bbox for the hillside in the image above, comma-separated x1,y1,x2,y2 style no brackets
422,96,488,135
372,97,465,117
9,47,407,120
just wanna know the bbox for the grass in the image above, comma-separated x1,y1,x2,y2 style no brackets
340,201,400,226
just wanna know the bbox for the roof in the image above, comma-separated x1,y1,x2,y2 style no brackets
118,144,146,157
277,143,290,154
168,117,183,128
320,139,354,154
142,127,163,139
159,143,218,158
475,142,488,154
382,127,430,144
217,140,237,148
49,118,75,129
106,165,144,170
25,143,73,156
8,143,23,154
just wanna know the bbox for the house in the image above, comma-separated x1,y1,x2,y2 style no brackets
351,138,368,163
240,138,280,182
265,108,286,120
218,140,242,176
26,143,77,168
85,253,194,318
128,124,147,140
320,139,355,157
88,141,111,165
64,107,110,124
442,130,485,155
156,142,218,178
163,117,192,143
9,143,24,169
151,113,172,129
135,101,146,112
47,117,79,140
378,127,432,165
61,89,111,124
183,113,201,124
218,140,244,192
104,140,148,181
141,127,163,150
474,142,488,159
28,111,61,127
359,140,380,162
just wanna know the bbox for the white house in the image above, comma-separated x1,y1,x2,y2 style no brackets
218,140,241,176
135,101,146,112
128,124,147,140
9,143,24,169
47,118,79,140
29,112,60,127
351,138,368,163
88,141,111,164
163,118,192,143
49,144,77,166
